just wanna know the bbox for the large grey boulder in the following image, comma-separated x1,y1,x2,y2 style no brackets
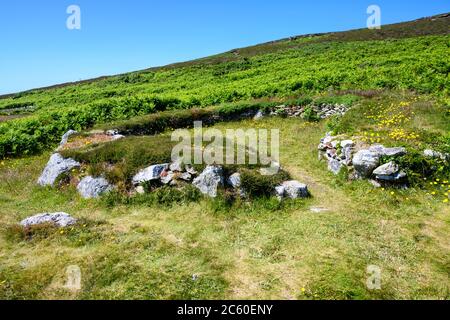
20,212,76,228
192,166,224,198
132,164,168,185
353,150,380,178
77,176,112,199
37,153,80,187
280,181,309,199
373,162,407,181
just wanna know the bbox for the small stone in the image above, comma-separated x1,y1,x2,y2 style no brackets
58,130,77,149
77,176,112,199
253,110,264,120
111,134,125,141
192,166,224,198
373,162,407,181
179,172,192,181
424,149,449,161
260,162,281,176
135,186,145,194
20,212,76,228
369,145,407,157
170,159,185,172
275,185,285,200
369,179,382,188
185,165,198,175
373,161,399,176
77,176,113,199
227,173,241,188
310,207,329,213
340,140,354,148
106,129,119,136
328,158,343,175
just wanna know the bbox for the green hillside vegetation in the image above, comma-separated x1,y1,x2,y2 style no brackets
0,14,449,158
0,14,449,300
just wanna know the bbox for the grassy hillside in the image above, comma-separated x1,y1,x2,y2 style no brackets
0,14,449,300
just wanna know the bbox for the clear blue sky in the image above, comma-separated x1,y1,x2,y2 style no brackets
0,0,449,94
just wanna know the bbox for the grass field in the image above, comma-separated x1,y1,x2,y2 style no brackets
0,14,449,300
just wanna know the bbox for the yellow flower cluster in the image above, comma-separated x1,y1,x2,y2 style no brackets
362,101,419,143
388,128,419,141
425,178,450,203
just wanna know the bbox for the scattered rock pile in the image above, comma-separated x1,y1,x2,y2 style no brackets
36,132,310,202
318,132,408,187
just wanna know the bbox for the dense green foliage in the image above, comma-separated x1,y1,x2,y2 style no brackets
0,33,449,158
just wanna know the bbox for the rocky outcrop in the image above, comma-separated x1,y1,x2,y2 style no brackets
37,153,80,187
318,133,409,187
20,212,76,228
77,176,113,199
192,166,224,198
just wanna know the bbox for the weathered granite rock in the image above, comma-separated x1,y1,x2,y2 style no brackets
111,134,125,141
37,153,80,186
192,166,224,198
260,162,281,176
275,185,285,200
185,165,198,175
20,212,76,228
227,173,241,189
353,150,380,178
77,176,112,199
253,110,264,120
132,164,169,185
135,186,145,194
161,171,175,185
179,172,193,181
373,162,407,181
58,130,77,148
373,161,399,176
340,140,354,149
280,181,309,199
